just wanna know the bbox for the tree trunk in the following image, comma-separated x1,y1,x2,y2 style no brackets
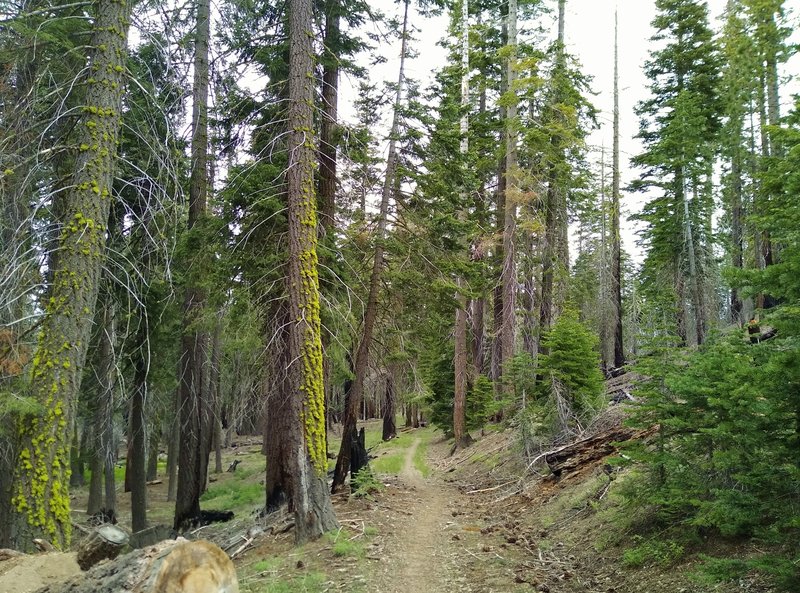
492,1,508,388
382,373,397,441
539,1,568,356
14,0,131,548
611,10,624,368
87,290,114,515
318,2,339,236
210,315,223,475
331,0,410,493
281,0,339,543
453,0,471,448
34,539,238,593
166,386,179,503
128,324,148,533
174,0,213,531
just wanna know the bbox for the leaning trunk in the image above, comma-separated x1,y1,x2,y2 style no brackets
331,0,410,493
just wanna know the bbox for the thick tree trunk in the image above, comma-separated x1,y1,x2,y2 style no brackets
174,0,213,531
14,0,131,548
281,0,338,542
34,539,238,593
332,0,410,493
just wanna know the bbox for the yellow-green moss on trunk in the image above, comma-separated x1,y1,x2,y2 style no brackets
13,0,131,549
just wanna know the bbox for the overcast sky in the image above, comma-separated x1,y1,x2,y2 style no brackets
339,0,800,260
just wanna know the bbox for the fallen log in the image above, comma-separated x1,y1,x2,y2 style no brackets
544,426,654,477
34,538,238,593
76,524,129,570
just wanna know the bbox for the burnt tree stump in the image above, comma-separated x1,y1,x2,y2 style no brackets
76,524,129,570
350,427,369,484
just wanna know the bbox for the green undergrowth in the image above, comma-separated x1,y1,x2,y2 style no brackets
239,527,375,593
371,453,403,474
201,451,266,512
201,481,262,509
412,435,430,477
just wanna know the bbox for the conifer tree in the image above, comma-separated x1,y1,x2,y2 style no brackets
632,0,721,346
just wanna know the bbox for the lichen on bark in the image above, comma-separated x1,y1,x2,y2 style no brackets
13,0,131,549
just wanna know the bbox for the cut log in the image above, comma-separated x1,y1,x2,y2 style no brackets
76,524,129,570
0,548,24,561
34,538,238,593
545,426,655,477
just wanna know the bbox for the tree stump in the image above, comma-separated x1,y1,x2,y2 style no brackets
35,538,238,593
76,524,129,570
350,427,369,481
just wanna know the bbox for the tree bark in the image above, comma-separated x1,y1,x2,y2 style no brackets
453,0,471,448
382,372,397,441
128,321,148,533
174,0,213,531
331,0,410,493
500,0,518,395
13,0,131,548
282,0,339,542
87,290,114,515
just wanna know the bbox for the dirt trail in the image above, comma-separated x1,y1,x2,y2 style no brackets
376,437,463,593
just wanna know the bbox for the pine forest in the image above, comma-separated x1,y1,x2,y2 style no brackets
0,0,799,591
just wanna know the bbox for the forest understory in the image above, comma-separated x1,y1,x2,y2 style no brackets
0,416,782,593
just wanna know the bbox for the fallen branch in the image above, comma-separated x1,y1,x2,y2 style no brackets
466,480,517,495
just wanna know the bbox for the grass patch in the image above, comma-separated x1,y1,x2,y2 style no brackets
200,481,262,509
325,529,365,558
413,438,430,477
242,571,327,593
371,453,404,475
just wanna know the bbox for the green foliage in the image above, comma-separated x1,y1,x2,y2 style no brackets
412,435,430,477
242,571,327,593
325,529,365,559
622,537,685,568
350,469,384,499
534,310,605,434
371,453,404,475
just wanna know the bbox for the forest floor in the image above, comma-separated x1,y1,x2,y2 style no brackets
0,418,782,593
